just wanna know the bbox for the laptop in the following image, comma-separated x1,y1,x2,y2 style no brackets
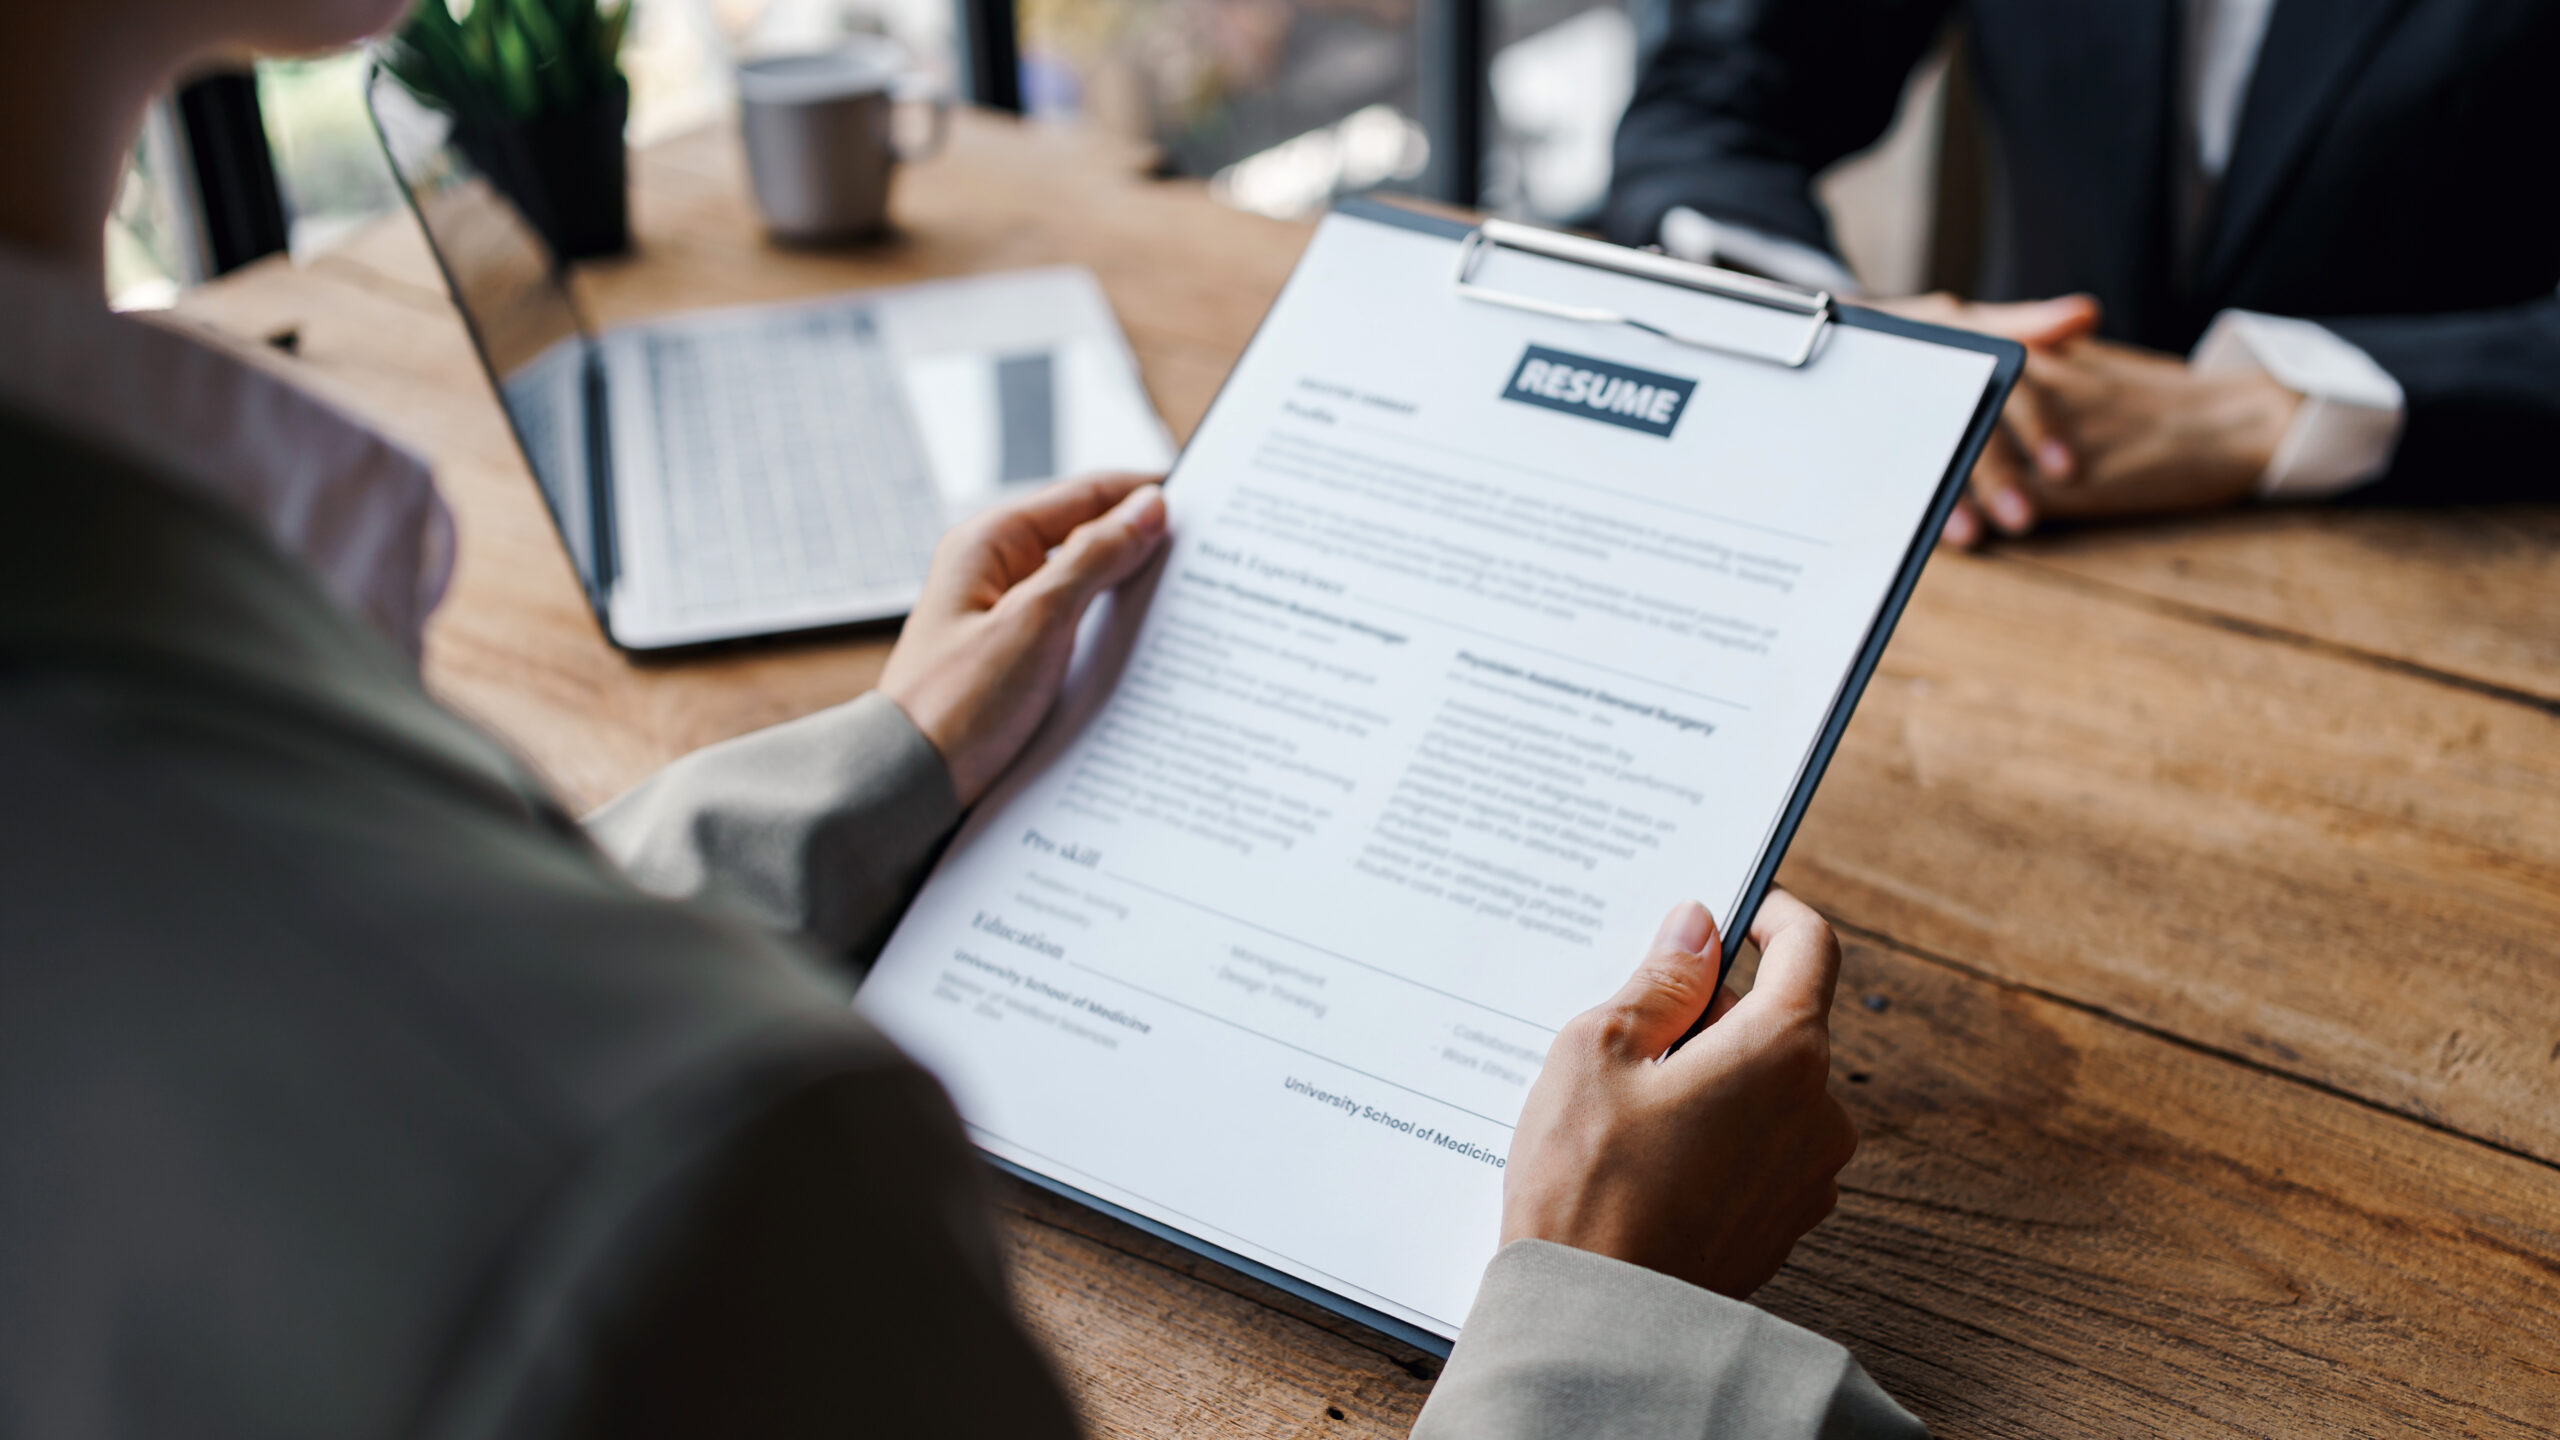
366,67,1174,651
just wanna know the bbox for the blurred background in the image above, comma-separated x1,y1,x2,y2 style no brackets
110,0,1955,311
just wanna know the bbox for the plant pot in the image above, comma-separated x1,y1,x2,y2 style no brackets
456,77,630,264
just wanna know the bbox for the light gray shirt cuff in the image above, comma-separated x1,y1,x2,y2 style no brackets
584,690,961,963
1414,1240,1928,1439
2190,309,2406,499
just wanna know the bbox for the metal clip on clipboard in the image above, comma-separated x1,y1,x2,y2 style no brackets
1453,218,1835,369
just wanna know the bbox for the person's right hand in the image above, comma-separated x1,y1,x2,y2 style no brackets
1501,889,1857,1299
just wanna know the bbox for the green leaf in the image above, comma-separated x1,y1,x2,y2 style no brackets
506,0,566,72
492,21,540,120
388,3,494,123
386,0,625,120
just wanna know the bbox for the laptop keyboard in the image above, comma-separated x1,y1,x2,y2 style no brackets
638,306,940,623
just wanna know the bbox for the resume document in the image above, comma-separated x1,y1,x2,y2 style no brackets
859,208,1999,1339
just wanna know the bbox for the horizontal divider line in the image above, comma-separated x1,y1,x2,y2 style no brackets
1064,958,1516,1132
1284,420,1834,549
1100,869,1560,1037
1363,595,1751,711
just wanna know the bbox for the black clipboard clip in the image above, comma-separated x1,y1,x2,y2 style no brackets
1452,218,1836,369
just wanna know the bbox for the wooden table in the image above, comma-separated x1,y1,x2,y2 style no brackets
172,110,2560,1437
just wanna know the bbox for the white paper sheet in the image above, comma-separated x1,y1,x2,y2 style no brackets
858,209,1997,1339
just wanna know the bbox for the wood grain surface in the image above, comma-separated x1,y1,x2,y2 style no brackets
2016,508,2560,706
1785,554,2560,1162
1784,934,2560,1439
993,929,2560,1438
170,107,2560,1438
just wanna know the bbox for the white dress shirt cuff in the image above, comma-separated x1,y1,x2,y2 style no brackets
1659,206,1865,298
2190,309,2405,500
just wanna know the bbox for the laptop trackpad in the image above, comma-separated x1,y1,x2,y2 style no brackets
995,352,1057,484
905,339,1164,516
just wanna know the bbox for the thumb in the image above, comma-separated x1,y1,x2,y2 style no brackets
1023,484,1168,618
1587,902,1724,1062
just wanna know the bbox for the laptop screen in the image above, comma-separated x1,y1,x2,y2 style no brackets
365,65,604,593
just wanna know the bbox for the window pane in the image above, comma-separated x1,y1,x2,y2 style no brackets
1022,0,1429,219
1487,0,1631,224
252,1,968,257
260,51,405,258
106,110,196,310
719,0,958,78
643,0,963,137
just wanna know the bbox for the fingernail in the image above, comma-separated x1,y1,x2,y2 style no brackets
1654,901,1712,955
1943,507,1977,547
1127,485,1167,536
1990,489,2033,532
2036,440,2072,479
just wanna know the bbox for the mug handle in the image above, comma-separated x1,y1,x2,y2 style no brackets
893,78,950,163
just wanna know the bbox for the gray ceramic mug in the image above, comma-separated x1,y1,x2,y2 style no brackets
736,42,948,242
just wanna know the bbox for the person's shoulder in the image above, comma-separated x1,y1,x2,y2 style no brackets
0,663,919,1435
4,648,894,1113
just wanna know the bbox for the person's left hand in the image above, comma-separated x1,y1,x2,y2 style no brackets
1501,889,1857,1300
880,473,1169,805
1951,335,2301,545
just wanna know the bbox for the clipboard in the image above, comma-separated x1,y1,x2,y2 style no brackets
863,196,2025,1358
1325,197,2023,1000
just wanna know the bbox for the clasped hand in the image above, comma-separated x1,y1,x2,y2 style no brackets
1880,294,2301,548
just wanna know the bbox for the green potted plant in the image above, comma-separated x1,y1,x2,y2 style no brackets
381,0,635,261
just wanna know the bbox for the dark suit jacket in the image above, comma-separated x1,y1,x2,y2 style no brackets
0,403,1926,1439
1609,0,2560,502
